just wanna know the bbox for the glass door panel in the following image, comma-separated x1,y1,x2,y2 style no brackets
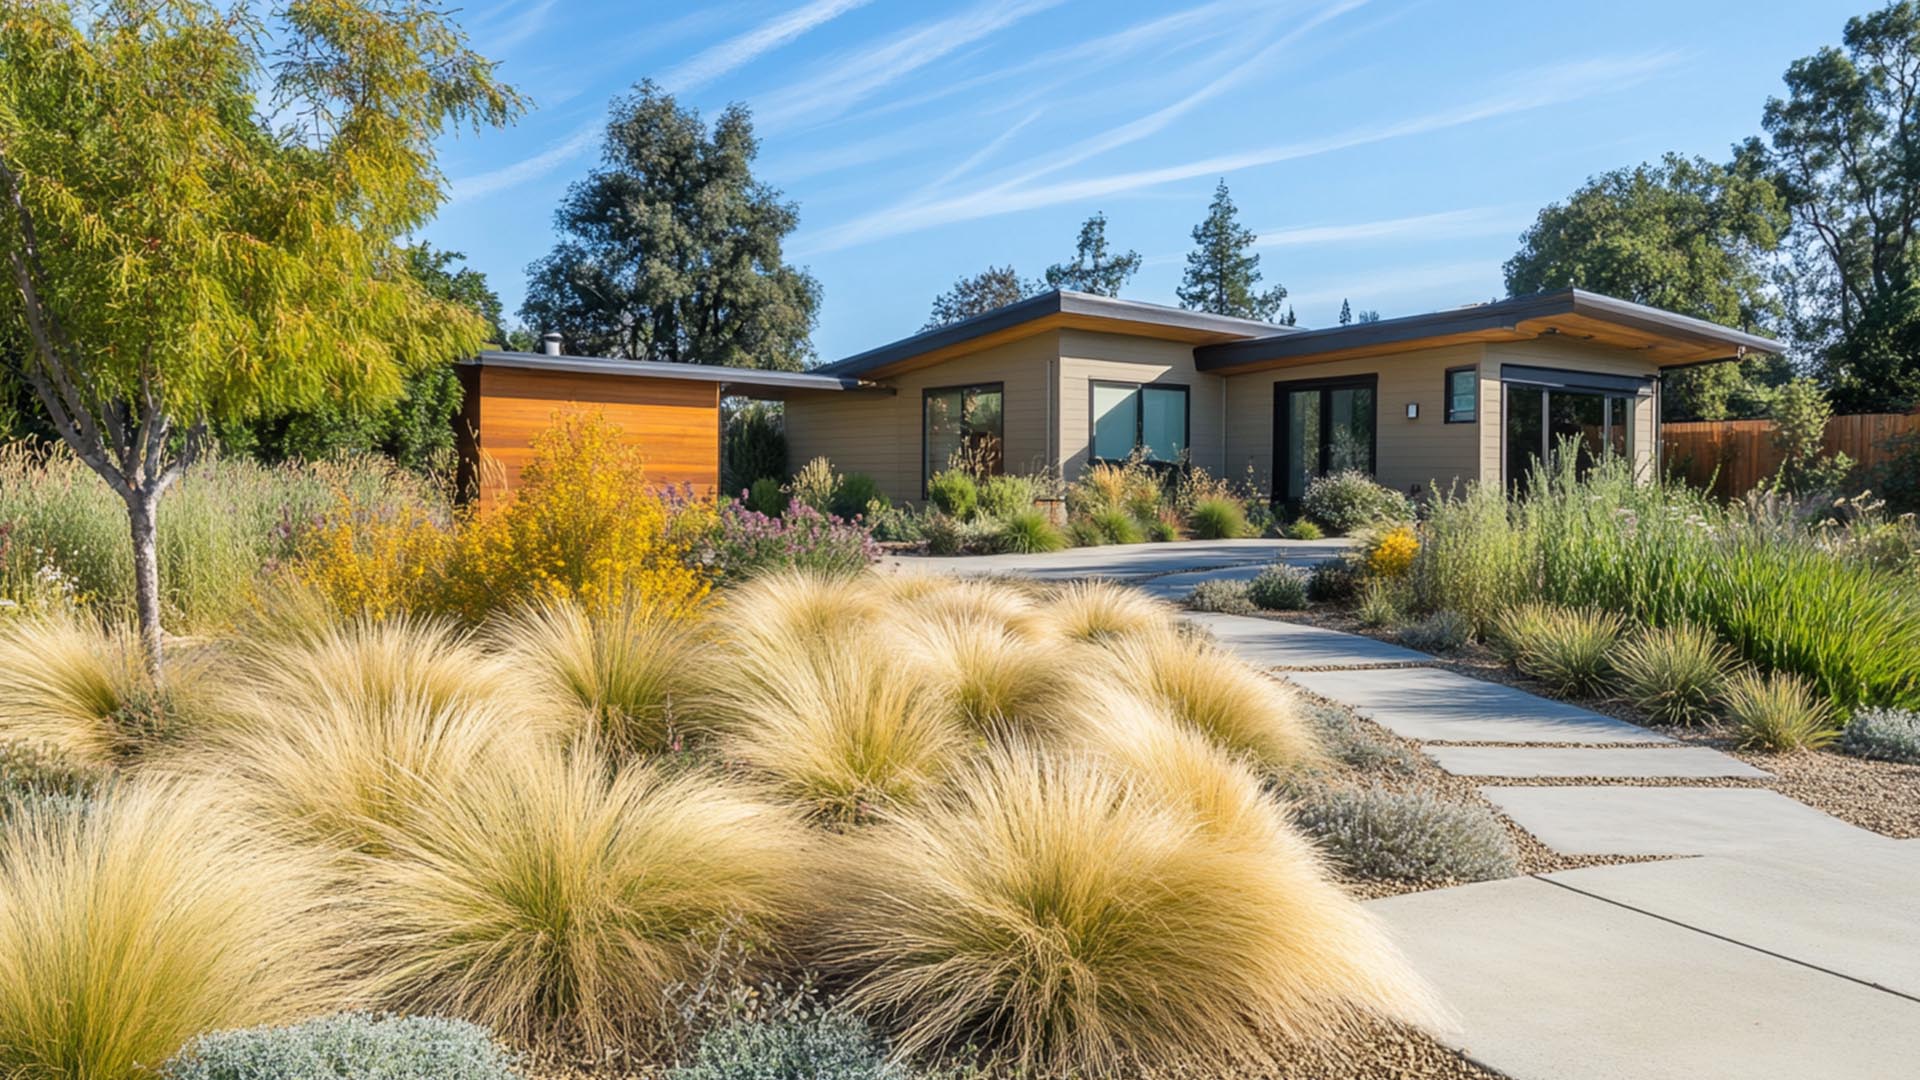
1328,386,1374,473
1506,386,1545,492
1282,389,1320,502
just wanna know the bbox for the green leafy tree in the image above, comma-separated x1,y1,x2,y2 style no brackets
924,265,1035,329
1758,2,1920,412
1177,180,1287,321
0,0,521,670
1356,309,1380,323
1044,212,1141,296
521,82,820,370
228,245,505,470
1505,153,1791,420
1767,377,1856,495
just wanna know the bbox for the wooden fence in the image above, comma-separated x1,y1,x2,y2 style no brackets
1660,412,1920,499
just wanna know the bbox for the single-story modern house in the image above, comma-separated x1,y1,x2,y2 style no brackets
458,288,1781,507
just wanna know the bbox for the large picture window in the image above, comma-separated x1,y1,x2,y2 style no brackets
1274,375,1377,504
1091,381,1189,462
923,383,1003,490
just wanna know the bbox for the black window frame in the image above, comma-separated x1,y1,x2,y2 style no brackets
1271,374,1380,505
1088,379,1192,465
1443,365,1478,424
921,381,1004,496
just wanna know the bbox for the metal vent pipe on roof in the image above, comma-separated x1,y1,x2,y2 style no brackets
541,332,563,356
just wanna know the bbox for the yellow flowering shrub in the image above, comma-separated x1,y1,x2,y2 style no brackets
437,411,713,622
293,495,452,621
1367,524,1420,578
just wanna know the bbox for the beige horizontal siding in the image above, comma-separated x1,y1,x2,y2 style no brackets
1223,344,1487,499
784,333,1056,504
1056,330,1226,478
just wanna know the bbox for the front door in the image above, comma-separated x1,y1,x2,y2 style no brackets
1274,376,1377,505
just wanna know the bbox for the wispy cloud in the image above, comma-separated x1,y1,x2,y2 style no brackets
480,0,560,55
660,0,875,94
795,51,1680,254
1255,205,1528,247
920,109,1045,192
449,0,871,204
1286,259,1500,315
753,0,1065,131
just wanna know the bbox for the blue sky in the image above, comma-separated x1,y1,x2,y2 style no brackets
423,0,1859,363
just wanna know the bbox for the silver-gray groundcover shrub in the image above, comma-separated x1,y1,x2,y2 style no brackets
1839,707,1920,764
1290,785,1517,884
162,1013,522,1080
668,1010,906,1080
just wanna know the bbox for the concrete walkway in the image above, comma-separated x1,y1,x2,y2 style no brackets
904,549,1920,1079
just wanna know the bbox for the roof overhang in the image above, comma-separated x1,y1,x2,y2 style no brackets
466,351,893,399
1194,289,1785,375
819,289,1293,380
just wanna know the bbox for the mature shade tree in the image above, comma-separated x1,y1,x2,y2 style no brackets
0,0,521,671
1177,180,1287,321
924,265,1036,329
1504,153,1791,420
1044,212,1142,296
229,245,508,470
1758,1,1920,411
521,82,820,371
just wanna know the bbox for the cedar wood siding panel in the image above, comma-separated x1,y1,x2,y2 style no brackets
1482,339,1663,479
471,365,720,508
1223,344,1487,499
1056,330,1226,478
784,333,1056,504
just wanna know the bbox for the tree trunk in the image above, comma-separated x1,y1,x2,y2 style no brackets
126,490,165,679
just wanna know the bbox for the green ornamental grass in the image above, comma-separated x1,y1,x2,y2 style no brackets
1187,496,1251,540
1723,669,1840,752
1611,622,1734,727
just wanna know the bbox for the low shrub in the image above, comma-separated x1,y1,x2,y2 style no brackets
488,597,711,757
1085,508,1145,545
1064,515,1107,547
1838,707,1920,764
817,747,1439,1075
1398,610,1471,654
746,477,788,517
1299,471,1412,534
362,743,812,1048
668,1010,903,1080
294,495,453,621
1186,578,1256,615
862,501,925,544
1495,604,1623,697
789,458,839,516
831,473,884,521
703,503,881,581
992,508,1066,554
1301,703,1420,775
0,783,361,1080
721,402,787,500
1305,558,1360,603
926,470,978,520
1246,565,1308,611
1289,784,1517,885
163,1013,522,1080
1187,497,1251,540
977,474,1047,519
1365,524,1420,577
1284,519,1323,540
1724,670,1840,752
1611,622,1735,727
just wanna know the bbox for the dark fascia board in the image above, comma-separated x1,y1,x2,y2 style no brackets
1194,289,1785,372
817,289,1294,377
468,351,891,394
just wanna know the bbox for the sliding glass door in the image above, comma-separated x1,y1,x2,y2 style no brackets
1504,383,1636,490
1275,376,1377,504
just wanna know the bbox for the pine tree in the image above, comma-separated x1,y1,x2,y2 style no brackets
1044,212,1142,297
1176,180,1287,320
1339,299,1352,325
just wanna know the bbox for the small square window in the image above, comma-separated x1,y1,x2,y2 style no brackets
1445,367,1477,423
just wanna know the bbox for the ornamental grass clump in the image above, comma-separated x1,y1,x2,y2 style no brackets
1040,579,1175,643
0,611,151,766
1611,622,1735,727
488,596,713,757
360,743,812,1049
992,507,1067,553
815,747,1441,1076
1723,670,1840,752
895,609,1072,733
1096,629,1320,773
0,783,364,1080
1494,604,1623,697
1187,496,1251,540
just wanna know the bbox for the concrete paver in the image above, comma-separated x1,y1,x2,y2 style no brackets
1284,667,1669,743
1479,785,1880,857
1369,876,1920,1080
1423,745,1766,779
1183,611,1432,668
883,538,1346,581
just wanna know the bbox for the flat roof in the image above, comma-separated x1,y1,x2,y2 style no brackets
1195,289,1785,373
467,351,890,397
818,289,1292,379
